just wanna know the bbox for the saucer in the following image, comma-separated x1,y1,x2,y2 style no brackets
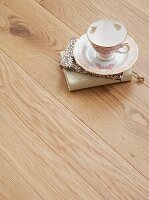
73,34,138,75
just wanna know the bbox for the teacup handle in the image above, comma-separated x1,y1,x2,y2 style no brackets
117,43,130,54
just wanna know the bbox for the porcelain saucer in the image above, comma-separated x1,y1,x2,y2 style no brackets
73,34,138,75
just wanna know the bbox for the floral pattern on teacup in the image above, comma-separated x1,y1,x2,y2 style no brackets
113,24,122,31
92,43,122,55
90,26,97,34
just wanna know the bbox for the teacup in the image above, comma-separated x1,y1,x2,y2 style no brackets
87,19,130,61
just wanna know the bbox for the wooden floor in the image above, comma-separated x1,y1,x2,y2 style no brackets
0,0,149,199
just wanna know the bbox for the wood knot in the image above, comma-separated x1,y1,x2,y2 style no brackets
130,153,135,158
9,24,31,38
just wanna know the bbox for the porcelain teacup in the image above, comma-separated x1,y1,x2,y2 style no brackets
87,19,130,61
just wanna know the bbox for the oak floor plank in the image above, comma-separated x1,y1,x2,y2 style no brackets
0,0,149,179
37,0,149,86
1,48,149,200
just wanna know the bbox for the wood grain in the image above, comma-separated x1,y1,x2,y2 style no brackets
1,49,149,200
0,0,149,179
0,155,42,200
125,0,149,16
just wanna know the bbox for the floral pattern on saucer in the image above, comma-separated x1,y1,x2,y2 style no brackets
95,63,115,70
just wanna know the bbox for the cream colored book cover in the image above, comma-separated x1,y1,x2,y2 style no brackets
63,68,132,91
